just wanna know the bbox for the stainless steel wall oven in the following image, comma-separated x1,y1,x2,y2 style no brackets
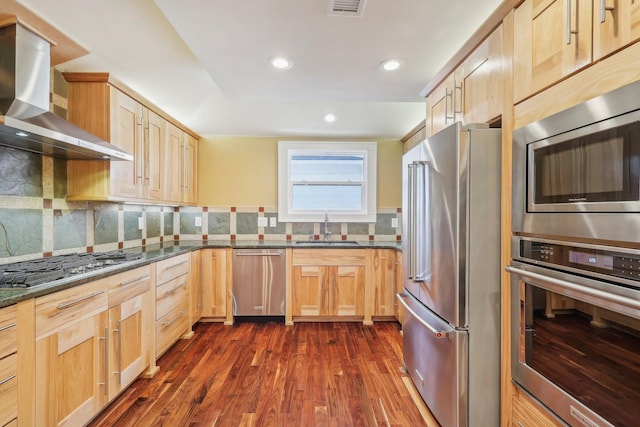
507,237,640,427
513,80,640,243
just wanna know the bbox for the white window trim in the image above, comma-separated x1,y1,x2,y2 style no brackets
278,141,377,223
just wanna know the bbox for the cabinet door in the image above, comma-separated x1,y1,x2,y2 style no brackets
201,249,227,318
110,88,143,198
35,310,108,427
427,73,456,136
292,265,325,316
108,294,145,399
190,250,203,324
511,390,561,427
593,0,640,60
143,109,165,201
183,134,198,204
330,265,365,316
513,0,592,103
372,249,397,317
164,124,183,202
456,23,503,124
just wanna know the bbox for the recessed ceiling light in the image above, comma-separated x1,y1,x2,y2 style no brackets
380,59,404,71
269,56,293,70
323,113,337,123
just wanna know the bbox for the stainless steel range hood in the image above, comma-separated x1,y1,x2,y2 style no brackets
0,22,133,161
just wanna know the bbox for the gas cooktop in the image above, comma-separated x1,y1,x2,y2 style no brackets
0,251,144,289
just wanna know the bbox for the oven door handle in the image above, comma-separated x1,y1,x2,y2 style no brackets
506,266,640,312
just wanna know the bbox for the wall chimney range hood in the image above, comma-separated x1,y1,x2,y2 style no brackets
0,22,133,161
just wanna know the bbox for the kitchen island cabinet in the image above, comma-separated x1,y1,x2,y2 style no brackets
34,279,109,426
291,249,369,323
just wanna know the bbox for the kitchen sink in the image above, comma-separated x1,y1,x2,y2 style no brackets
295,240,360,246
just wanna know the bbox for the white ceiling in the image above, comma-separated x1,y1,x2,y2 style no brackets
19,0,502,139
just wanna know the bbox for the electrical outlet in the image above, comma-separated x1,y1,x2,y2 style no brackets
269,217,277,227
195,216,202,227
138,217,144,230
391,218,398,228
257,217,268,227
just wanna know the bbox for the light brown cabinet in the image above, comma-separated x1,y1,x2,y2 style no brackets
455,23,504,125
190,249,202,325
371,249,398,318
511,387,562,427
107,266,153,399
34,279,109,426
593,0,640,60
426,73,457,137
155,254,191,357
513,0,592,103
199,248,229,319
64,72,198,205
0,305,17,427
183,134,198,204
292,249,366,319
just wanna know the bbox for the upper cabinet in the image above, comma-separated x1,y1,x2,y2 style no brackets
426,23,504,137
455,23,504,126
592,0,640,60
514,0,640,103
64,72,199,206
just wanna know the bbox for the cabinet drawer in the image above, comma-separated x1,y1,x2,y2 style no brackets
156,274,189,320
0,353,17,427
511,395,558,427
35,279,108,338
156,253,190,285
109,265,153,307
155,302,189,356
0,305,17,360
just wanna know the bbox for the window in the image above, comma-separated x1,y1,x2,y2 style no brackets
278,141,377,222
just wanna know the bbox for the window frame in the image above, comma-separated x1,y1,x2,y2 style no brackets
277,141,377,223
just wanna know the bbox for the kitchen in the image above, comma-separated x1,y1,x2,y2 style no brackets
2,0,640,426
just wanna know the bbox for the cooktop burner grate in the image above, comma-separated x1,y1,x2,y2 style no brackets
0,251,143,288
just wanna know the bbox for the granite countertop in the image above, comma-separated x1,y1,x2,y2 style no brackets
0,239,401,308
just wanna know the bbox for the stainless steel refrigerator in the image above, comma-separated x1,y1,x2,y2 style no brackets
398,122,501,427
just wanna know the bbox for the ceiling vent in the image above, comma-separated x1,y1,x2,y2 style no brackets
327,0,366,16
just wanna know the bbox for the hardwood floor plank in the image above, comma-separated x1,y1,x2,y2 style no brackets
88,321,432,427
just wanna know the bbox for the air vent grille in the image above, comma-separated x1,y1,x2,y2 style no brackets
328,0,366,16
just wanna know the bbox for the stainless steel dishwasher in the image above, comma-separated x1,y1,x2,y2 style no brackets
232,248,286,321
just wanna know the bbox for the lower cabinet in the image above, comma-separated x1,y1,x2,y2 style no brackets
34,280,109,426
107,266,153,399
371,249,398,318
155,254,191,357
292,249,366,319
511,386,562,427
199,248,228,319
0,305,17,427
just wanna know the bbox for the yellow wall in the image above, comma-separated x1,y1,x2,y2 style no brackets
197,136,402,208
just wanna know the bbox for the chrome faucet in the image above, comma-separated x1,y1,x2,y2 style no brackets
323,211,331,241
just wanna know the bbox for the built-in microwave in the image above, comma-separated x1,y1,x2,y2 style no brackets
513,80,640,244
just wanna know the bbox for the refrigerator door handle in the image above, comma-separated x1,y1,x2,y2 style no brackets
408,163,416,280
397,293,448,338
413,160,430,282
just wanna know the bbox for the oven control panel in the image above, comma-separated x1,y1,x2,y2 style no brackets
519,240,640,282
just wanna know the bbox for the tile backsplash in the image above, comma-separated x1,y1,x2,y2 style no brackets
0,68,401,264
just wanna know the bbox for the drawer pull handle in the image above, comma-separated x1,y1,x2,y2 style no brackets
120,274,150,287
0,374,16,386
0,322,16,332
162,310,186,327
164,281,187,296
56,290,104,310
164,260,187,270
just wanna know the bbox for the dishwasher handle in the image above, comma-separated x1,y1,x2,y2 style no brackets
234,251,284,257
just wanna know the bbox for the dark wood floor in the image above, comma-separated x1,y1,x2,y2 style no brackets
88,321,436,427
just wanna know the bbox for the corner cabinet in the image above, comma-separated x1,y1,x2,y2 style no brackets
291,249,367,321
63,72,199,206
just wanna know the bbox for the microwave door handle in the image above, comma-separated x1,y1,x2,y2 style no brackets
506,266,640,313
